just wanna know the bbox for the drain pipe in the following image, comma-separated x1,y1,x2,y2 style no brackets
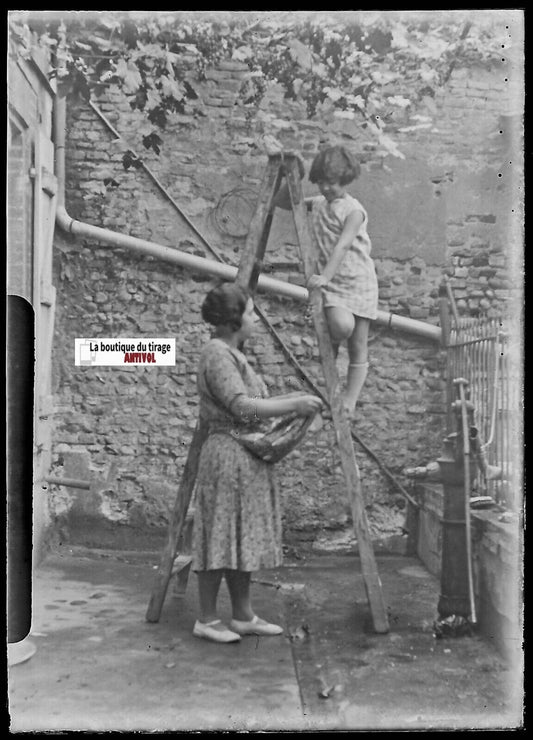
54,99,298,300
456,379,477,625
53,94,441,343
54,96,306,301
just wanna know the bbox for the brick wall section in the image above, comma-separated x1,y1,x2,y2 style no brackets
49,56,521,548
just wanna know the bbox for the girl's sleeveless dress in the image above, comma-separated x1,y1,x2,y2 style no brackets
311,193,378,320
191,338,282,572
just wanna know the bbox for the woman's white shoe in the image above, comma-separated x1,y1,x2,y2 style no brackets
229,615,283,636
192,619,241,643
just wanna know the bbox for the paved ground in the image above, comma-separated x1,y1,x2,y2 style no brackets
7,544,523,732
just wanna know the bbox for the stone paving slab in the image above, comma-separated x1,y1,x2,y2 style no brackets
8,547,302,732
266,554,523,731
7,546,524,732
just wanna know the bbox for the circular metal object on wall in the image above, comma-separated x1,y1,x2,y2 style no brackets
213,188,257,237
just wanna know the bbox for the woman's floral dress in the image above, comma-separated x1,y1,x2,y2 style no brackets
191,338,282,572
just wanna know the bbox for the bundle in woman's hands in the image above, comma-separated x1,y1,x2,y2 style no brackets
232,398,318,464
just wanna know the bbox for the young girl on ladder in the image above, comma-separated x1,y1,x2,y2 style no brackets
275,144,379,419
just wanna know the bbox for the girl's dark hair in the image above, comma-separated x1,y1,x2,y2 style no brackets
309,145,360,186
201,283,249,331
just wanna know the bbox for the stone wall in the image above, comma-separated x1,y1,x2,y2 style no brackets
49,52,521,550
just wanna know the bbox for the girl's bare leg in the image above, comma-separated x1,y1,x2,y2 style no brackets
324,306,355,345
323,307,355,415
344,318,370,414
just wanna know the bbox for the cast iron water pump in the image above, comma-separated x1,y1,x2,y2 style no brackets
405,379,502,634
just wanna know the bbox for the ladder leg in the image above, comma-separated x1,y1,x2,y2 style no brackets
330,397,389,633
284,157,389,633
171,508,195,598
173,561,192,597
314,310,389,633
145,421,207,622
236,155,283,291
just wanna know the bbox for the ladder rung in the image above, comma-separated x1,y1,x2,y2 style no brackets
171,554,193,575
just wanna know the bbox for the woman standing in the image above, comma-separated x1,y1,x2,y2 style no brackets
192,283,322,643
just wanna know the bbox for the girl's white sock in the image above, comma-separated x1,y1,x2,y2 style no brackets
343,361,369,412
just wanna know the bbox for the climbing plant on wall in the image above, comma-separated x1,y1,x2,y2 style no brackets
9,10,508,164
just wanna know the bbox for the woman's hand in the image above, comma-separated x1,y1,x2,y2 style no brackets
307,274,330,290
292,394,323,417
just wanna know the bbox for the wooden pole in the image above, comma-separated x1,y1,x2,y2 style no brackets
236,159,284,291
145,420,207,622
284,155,389,634
439,281,453,435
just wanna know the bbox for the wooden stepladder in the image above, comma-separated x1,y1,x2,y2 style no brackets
146,153,389,634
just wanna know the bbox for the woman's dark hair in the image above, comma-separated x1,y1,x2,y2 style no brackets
309,145,360,186
201,283,250,331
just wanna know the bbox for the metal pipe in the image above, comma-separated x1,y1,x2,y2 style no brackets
53,94,442,343
455,378,477,624
44,476,91,490
470,427,502,482
57,207,304,296
486,330,504,449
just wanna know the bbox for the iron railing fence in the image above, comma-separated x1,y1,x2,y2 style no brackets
446,315,521,510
